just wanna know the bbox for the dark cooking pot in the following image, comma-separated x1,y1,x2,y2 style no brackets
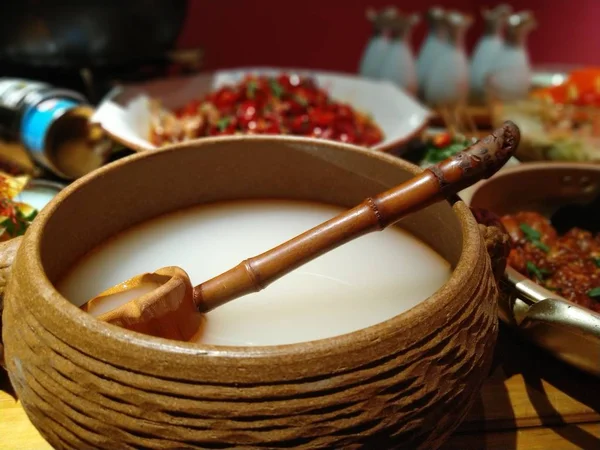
0,0,188,68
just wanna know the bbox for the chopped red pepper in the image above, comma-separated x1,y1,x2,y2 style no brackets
150,74,384,147
433,132,452,148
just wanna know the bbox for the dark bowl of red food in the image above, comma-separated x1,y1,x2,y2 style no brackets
470,162,600,376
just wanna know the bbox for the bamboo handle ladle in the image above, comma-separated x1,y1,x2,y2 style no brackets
81,122,520,341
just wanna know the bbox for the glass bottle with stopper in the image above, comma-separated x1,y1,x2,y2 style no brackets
487,11,537,102
416,6,447,99
0,78,113,180
469,4,512,103
358,7,398,79
378,12,420,96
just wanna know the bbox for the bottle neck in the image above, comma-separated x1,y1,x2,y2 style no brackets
505,30,529,47
447,30,467,48
390,29,411,42
426,10,445,35
430,25,447,40
371,23,384,37
483,21,504,37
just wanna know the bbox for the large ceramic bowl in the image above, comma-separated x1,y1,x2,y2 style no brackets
3,136,498,449
470,163,600,377
93,67,432,153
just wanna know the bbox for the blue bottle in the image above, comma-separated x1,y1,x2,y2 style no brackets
0,78,111,179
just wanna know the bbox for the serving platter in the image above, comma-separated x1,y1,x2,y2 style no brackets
470,162,600,377
93,67,432,153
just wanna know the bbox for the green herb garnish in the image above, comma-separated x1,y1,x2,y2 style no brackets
217,116,231,132
519,223,541,241
0,208,34,237
423,142,468,164
294,95,308,107
269,79,284,99
533,240,550,252
588,287,600,298
593,257,600,268
526,261,550,280
23,208,37,222
519,223,549,253
246,80,258,99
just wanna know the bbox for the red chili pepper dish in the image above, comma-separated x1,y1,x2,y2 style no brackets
149,74,385,147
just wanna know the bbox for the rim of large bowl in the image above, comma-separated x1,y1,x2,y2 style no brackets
469,161,600,206
474,160,600,176
21,134,483,360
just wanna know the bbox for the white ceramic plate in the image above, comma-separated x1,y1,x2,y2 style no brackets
93,67,432,153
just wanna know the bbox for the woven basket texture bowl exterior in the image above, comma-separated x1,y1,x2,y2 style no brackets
2,136,498,449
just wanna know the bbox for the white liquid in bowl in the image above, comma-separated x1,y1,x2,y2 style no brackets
58,200,452,346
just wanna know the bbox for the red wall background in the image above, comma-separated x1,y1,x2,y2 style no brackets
177,0,600,73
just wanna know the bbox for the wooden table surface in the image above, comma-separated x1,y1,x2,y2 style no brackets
1,323,599,450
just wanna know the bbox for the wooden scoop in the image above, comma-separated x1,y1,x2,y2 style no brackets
81,122,521,341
